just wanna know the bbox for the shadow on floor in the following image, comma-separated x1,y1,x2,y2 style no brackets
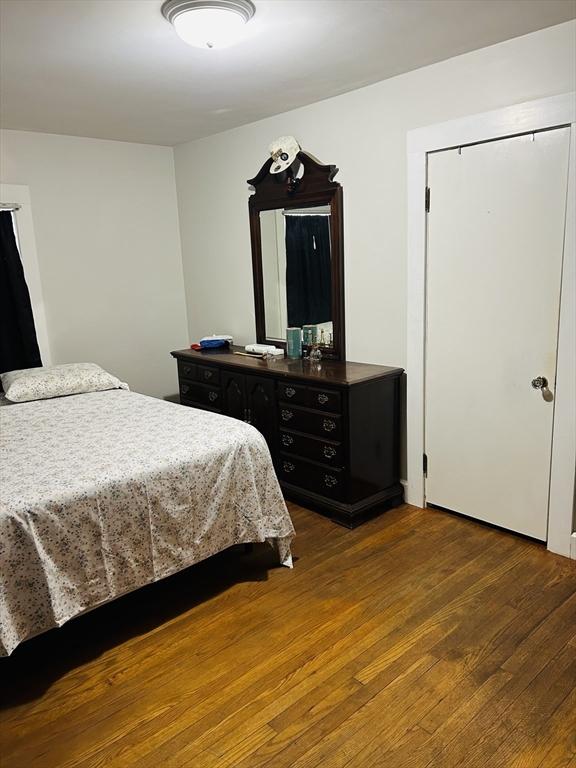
0,543,291,708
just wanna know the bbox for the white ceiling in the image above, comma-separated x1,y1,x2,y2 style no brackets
1,0,574,146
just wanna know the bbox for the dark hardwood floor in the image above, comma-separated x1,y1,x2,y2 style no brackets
1,502,575,768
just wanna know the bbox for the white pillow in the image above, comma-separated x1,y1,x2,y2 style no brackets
0,363,129,403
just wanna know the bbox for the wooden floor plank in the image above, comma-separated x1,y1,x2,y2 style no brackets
1,502,574,768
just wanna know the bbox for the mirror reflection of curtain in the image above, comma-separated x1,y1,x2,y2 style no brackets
0,211,42,374
285,215,331,328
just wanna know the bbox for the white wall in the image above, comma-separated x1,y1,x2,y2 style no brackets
173,21,576,370
0,130,189,397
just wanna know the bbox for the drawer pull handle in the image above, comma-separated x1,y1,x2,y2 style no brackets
324,475,338,487
183,366,192,376
322,419,336,432
285,387,296,398
208,391,218,402
282,434,294,447
204,370,213,380
281,410,294,422
323,446,336,459
283,461,295,473
181,384,189,394
317,393,329,405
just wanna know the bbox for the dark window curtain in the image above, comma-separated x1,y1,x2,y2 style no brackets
285,215,332,328
0,211,42,374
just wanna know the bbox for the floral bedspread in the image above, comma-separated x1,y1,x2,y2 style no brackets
0,390,294,655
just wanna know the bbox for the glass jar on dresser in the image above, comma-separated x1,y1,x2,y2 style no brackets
171,347,404,527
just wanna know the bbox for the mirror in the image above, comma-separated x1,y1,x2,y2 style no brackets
260,205,333,346
248,151,345,360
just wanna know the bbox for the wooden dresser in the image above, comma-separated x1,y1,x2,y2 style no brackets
171,347,404,527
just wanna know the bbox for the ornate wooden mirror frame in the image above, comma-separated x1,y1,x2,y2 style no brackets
247,151,345,361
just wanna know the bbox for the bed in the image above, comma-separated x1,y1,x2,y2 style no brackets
0,387,295,656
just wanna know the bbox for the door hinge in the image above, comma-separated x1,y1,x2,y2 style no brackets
425,187,431,213
423,453,428,477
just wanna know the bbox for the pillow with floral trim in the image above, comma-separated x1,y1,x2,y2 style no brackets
0,363,129,403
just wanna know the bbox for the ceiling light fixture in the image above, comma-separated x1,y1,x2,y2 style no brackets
161,0,256,49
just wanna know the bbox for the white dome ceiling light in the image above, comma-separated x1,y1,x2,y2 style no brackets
161,0,256,50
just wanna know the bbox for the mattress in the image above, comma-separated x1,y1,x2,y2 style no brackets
0,389,294,655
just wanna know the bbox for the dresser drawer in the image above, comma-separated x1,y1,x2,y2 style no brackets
179,380,222,408
307,387,341,412
278,405,342,440
277,381,308,405
279,454,345,499
197,365,220,384
178,360,197,380
280,430,344,467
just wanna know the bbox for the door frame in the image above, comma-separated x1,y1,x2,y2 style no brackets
406,93,576,558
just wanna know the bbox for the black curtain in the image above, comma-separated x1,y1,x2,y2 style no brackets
285,215,332,328
0,211,42,374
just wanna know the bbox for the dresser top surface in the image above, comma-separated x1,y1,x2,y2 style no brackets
171,347,403,386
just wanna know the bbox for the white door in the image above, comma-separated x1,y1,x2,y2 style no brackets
425,127,571,540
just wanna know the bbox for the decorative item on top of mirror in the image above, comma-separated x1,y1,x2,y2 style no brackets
248,137,345,361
